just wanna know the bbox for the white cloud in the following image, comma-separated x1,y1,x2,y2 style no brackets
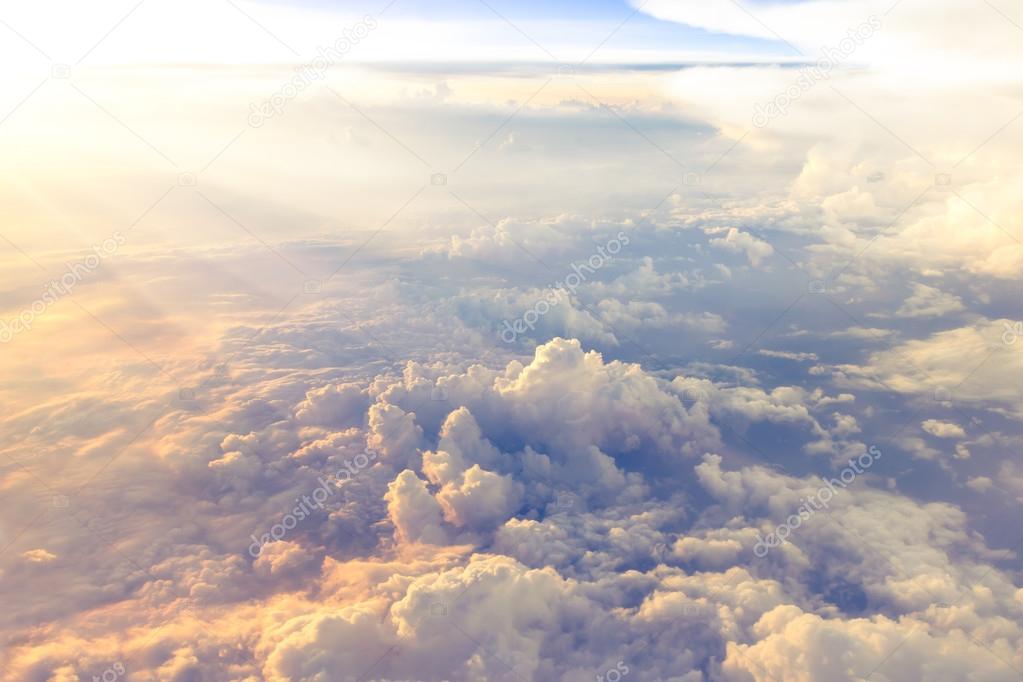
827,319,1023,418
3,14,1022,678
893,283,965,319
710,228,775,266
385,470,450,545
921,419,966,439
758,349,820,362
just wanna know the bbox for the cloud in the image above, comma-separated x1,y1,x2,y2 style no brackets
757,349,820,362
710,228,775,266
892,282,965,319
921,419,966,439
385,470,450,545
6,317,1023,680
722,607,1023,681
3,19,1022,680
826,319,1023,418
426,216,585,266
595,299,727,335
22,549,57,564
295,383,370,427
634,0,1023,78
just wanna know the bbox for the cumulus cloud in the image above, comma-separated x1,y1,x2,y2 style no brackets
710,228,775,267
4,12,1022,679
295,383,370,427
921,419,966,439
386,470,451,545
6,316,1022,680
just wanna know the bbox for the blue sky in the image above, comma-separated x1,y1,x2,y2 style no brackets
264,0,795,59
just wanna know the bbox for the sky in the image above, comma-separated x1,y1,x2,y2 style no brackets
1,0,1023,680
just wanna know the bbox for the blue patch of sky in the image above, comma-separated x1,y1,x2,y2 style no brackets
262,0,797,59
